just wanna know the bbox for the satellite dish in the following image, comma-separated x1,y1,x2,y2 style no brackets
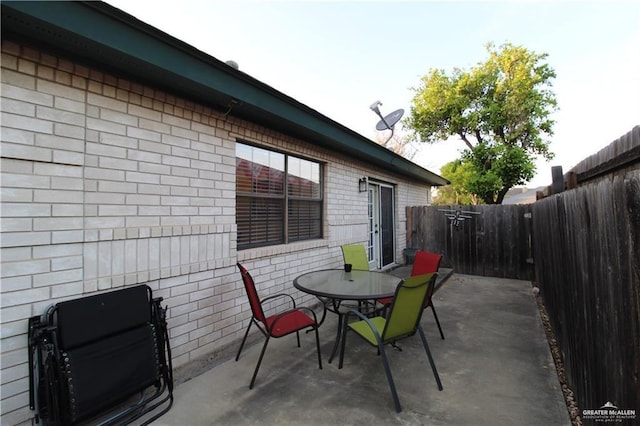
369,101,405,146
375,108,404,131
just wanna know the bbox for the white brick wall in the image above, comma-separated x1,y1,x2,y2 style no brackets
0,40,430,425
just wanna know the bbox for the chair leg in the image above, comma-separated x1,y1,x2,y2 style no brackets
296,330,301,347
339,321,402,412
329,313,345,364
236,320,254,361
337,313,351,369
418,325,443,391
378,342,402,412
430,304,445,340
249,335,270,389
313,325,323,370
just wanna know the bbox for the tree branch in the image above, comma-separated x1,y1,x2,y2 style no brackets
474,129,483,144
459,133,475,151
496,126,506,144
496,186,510,204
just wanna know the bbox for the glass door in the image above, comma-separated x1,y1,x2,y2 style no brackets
367,182,396,269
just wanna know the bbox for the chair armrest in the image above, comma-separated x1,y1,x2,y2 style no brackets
344,308,369,322
261,293,296,308
344,309,383,342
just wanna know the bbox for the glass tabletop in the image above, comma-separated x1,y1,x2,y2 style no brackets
293,269,401,300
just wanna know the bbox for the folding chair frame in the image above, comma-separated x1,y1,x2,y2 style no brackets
28,285,173,425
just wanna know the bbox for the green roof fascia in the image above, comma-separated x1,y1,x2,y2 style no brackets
1,1,449,186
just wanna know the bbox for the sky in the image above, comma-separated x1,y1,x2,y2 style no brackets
107,0,640,187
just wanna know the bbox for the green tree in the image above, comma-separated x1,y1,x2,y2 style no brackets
433,160,479,205
407,42,557,204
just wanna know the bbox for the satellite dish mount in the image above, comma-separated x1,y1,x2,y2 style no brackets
369,101,404,145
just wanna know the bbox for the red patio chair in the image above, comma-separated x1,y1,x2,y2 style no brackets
377,250,446,339
235,263,322,388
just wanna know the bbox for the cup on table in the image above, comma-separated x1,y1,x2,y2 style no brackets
344,263,352,272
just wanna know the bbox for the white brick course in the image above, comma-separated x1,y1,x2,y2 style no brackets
54,122,85,140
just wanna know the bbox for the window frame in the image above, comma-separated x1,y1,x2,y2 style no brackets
235,141,324,250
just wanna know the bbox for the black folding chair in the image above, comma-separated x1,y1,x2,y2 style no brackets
28,285,173,425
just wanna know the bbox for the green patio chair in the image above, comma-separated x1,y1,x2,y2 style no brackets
338,273,443,412
315,243,376,363
340,243,377,315
341,243,370,270
377,250,446,339
335,243,381,347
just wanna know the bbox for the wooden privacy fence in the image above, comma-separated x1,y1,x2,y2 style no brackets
406,127,640,416
532,171,640,414
406,204,533,280
532,127,640,415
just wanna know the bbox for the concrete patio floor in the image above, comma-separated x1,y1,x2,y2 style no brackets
148,272,570,426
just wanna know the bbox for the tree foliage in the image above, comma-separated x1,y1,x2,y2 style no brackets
433,160,480,205
407,42,557,204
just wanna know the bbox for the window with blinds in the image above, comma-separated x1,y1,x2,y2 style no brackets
236,142,323,250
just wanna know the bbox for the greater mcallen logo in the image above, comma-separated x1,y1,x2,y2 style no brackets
582,402,636,422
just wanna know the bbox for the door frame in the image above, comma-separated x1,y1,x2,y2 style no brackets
366,180,396,270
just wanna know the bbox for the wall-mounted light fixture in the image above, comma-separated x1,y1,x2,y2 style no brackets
358,177,368,192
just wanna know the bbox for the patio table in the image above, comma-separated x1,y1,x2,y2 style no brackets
294,269,401,363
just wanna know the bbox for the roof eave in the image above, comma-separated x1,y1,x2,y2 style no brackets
1,0,449,186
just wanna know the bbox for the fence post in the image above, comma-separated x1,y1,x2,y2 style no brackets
551,166,564,194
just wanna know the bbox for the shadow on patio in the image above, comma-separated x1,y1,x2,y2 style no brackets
146,273,569,426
